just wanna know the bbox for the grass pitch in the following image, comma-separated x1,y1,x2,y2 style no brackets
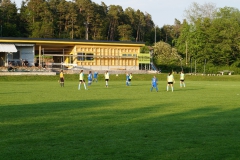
0,77,240,160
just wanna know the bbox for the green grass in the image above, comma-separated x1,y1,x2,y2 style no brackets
0,77,240,160
0,73,239,81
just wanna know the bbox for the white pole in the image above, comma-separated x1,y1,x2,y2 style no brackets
191,58,192,73
204,59,206,74
7,53,8,67
195,60,196,74
186,41,188,65
155,26,156,45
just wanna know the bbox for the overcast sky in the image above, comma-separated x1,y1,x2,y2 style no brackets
13,0,239,27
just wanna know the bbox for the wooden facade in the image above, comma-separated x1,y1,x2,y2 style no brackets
0,38,146,70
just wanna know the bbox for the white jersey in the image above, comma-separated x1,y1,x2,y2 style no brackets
180,73,185,80
167,75,174,82
105,72,109,79
79,72,84,80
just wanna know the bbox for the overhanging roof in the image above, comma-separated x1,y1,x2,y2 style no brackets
0,44,17,52
15,44,35,46
0,37,145,47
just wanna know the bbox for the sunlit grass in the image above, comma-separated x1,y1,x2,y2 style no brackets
0,78,240,160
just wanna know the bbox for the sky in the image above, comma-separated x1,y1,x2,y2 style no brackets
13,0,240,27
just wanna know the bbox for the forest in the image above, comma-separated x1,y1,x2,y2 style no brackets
0,0,240,73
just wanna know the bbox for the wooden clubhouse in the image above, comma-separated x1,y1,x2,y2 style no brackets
0,37,149,71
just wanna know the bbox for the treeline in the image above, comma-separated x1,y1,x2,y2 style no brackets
153,3,240,72
0,0,160,44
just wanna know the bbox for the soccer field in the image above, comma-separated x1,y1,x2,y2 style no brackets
0,80,240,160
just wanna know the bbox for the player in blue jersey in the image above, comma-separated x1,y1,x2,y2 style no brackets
93,71,98,82
126,73,130,86
88,71,93,86
151,75,158,92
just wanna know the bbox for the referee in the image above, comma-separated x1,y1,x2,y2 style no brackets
59,70,64,87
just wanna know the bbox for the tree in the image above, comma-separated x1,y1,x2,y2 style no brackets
75,0,95,40
25,0,47,37
90,2,107,40
153,41,182,66
208,7,240,66
184,2,217,24
18,0,31,37
0,0,19,36
107,5,124,40
65,1,79,39
117,24,132,41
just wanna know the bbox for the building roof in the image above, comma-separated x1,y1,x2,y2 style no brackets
0,37,145,47
0,43,17,52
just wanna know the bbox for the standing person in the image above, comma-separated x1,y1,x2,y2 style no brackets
104,71,109,88
59,70,64,87
93,71,98,82
78,70,87,90
126,73,130,86
151,75,158,92
180,71,186,88
88,71,93,86
167,72,175,92
129,73,133,85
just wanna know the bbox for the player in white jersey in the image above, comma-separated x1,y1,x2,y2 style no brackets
180,71,186,88
78,70,87,90
167,72,175,92
104,71,109,87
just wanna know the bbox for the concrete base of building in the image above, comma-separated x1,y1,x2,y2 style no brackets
0,72,56,76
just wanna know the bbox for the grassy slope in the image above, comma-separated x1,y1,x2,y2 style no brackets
0,77,240,159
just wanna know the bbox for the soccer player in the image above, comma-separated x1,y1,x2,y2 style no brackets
93,71,98,82
129,73,133,85
151,75,158,92
126,73,130,86
88,71,93,86
78,70,87,90
59,70,64,87
180,71,186,88
167,72,175,92
104,71,109,87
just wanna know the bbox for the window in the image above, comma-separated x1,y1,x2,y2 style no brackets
13,51,20,59
122,54,135,57
86,53,94,61
77,53,94,61
77,52,85,61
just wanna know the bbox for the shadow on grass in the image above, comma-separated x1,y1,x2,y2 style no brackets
0,100,240,160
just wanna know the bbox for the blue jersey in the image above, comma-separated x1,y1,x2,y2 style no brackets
88,74,93,81
126,74,129,81
94,72,98,78
152,78,158,87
